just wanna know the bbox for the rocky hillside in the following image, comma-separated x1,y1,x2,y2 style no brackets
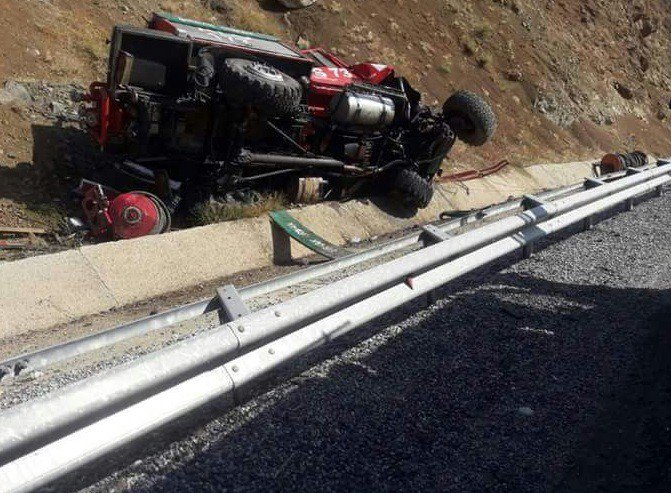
1,0,671,229
283,0,671,166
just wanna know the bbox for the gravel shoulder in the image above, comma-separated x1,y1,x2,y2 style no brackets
31,190,671,492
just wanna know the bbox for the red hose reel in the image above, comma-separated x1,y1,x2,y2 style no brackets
80,181,170,241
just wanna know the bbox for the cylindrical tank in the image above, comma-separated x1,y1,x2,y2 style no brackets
330,91,395,128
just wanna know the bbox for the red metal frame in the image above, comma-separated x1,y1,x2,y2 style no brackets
84,82,126,147
301,48,396,116
83,82,110,146
80,181,115,238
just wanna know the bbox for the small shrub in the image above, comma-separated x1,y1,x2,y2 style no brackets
473,23,492,40
192,192,287,225
461,36,478,56
476,52,493,68
439,60,452,74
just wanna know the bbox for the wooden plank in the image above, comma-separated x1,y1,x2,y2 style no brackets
0,239,30,250
0,226,48,236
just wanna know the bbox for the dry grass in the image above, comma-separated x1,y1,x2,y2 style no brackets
24,202,68,230
227,0,283,36
31,8,109,80
460,23,494,69
439,59,452,74
159,0,281,36
461,36,478,56
473,22,493,40
192,192,287,225
327,1,344,13
476,51,493,68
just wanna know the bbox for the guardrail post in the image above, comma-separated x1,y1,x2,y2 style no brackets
271,220,293,265
419,225,453,305
216,285,250,322
585,177,606,189
419,224,453,246
626,167,643,175
591,162,600,177
520,197,544,261
655,185,663,197
582,216,593,231
624,198,634,211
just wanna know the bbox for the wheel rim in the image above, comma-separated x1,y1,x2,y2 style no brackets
246,62,284,82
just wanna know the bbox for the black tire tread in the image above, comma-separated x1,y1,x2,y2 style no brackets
443,90,497,147
219,58,302,116
393,169,434,209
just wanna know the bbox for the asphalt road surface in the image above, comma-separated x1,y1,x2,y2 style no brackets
80,190,671,493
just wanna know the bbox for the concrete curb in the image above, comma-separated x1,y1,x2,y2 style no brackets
0,160,594,339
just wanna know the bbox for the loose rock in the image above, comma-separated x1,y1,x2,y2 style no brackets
613,82,634,100
0,81,31,106
276,0,317,8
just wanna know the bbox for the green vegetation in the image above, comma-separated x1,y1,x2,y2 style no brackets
192,192,287,225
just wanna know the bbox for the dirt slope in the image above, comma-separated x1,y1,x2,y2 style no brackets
1,0,671,230
284,0,671,166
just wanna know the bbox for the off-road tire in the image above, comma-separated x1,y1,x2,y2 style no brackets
443,90,497,147
219,58,302,116
392,168,434,209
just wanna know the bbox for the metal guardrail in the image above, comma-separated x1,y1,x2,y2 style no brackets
1,171,610,381
0,162,668,492
1,165,647,382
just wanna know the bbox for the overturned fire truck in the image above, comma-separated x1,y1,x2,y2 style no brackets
85,13,497,212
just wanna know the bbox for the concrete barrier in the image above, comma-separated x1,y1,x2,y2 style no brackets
0,160,594,339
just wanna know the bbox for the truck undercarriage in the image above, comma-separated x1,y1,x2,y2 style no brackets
85,13,497,214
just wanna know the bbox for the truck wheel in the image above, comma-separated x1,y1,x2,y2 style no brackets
443,90,497,147
219,58,302,116
392,169,434,209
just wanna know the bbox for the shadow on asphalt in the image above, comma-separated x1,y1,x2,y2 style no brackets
104,269,671,492
33,199,669,492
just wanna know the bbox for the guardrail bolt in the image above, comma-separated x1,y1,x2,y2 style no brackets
237,325,245,333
